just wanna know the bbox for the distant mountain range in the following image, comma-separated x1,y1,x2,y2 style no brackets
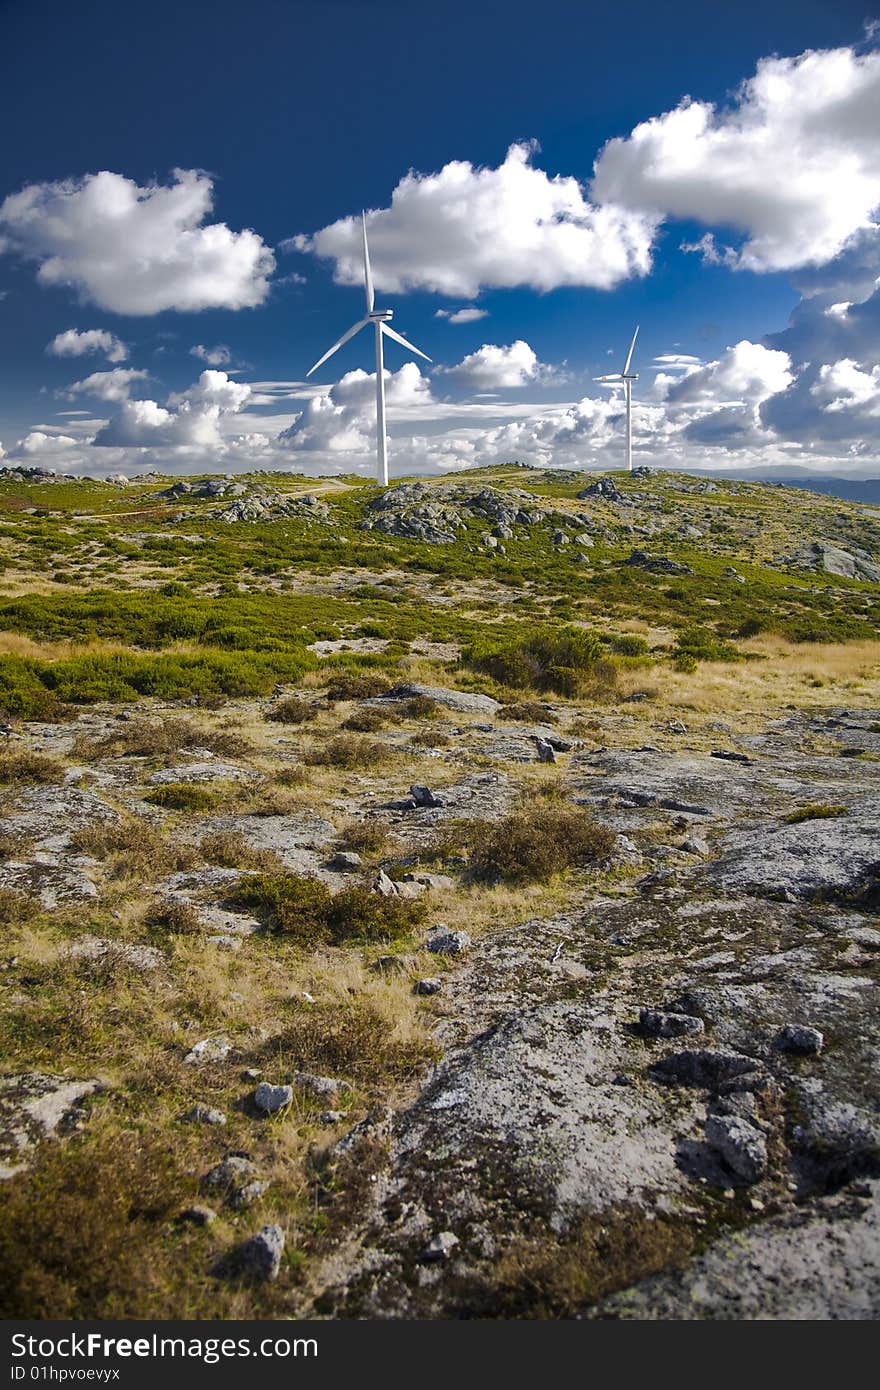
681,469,880,505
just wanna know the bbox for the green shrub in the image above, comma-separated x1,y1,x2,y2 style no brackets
76,716,249,760
324,672,389,701
399,695,440,719
471,805,614,884
410,729,451,748
232,872,424,944
144,897,202,935
0,1131,191,1318
268,696,318,725
306,735,392,770
603,632,650,658
673,627,742,664
463,626,608,696
497,701,557,724
0,751,63,785
0,649,314,717
341,709,389,732
328,885,425,943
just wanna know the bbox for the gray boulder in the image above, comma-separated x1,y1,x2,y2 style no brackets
776,1024,824,1055
382,683,500,715
254,1082,293,1113
235,1224,285,1281
704,1113,768,1184
427,930,472,956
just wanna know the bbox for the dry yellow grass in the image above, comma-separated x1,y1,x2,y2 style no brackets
614,637,880,730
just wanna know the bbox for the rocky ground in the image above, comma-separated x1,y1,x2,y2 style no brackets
0,684,877,1318
310,705,880,1318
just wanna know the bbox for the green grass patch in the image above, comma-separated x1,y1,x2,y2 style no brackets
784,803,849,824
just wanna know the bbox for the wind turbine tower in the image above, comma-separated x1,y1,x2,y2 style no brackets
306,213,431,487
595,325,639,471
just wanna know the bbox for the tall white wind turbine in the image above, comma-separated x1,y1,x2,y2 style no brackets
595,325,639,472
306,213,431,487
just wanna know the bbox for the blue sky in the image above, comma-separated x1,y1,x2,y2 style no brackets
0,0,878,478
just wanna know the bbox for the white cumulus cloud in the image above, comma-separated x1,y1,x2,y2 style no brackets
278,363,433,454
1,170,275,314
47,328,128,363
93,369,251,448
435,307,489,324
190,343,232,366
665,340,793,406
439,340,546,389
17,430,81,455
811,358,880,414
592,45,880,272
66,368,151,402
296,143,657,297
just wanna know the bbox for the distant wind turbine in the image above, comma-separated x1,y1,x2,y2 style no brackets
306,212,431,487
595,325,639,472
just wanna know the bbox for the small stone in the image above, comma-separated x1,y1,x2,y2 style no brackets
395,879,427,899
318,1110,349,1125
206,935,241,951
401,871,455,890
427,930,471,956
180,1205,217,1226
637,1007,705,1040
243,1067,262,1080
203,1155,256,1188
682,838,710,856
410,784,444,808
415,977,442,995
535,738,556,764
183,1036,231,1066
185,1103,227,1126
294,1071,346,1098
776,1024,824,1055
236,1224,284,1281
254,1082,293,1114
704,1113,768,1185
230,1179,267,1210
374,869,399,897
330,850,362,871
421,1230,459,1262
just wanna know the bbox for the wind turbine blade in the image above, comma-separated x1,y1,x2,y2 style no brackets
623,325,639,375
594,374,623,383
380,322,432,363
362,213,375,314
306,318,370,376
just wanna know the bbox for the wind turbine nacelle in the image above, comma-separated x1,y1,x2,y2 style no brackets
370,309,394,322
